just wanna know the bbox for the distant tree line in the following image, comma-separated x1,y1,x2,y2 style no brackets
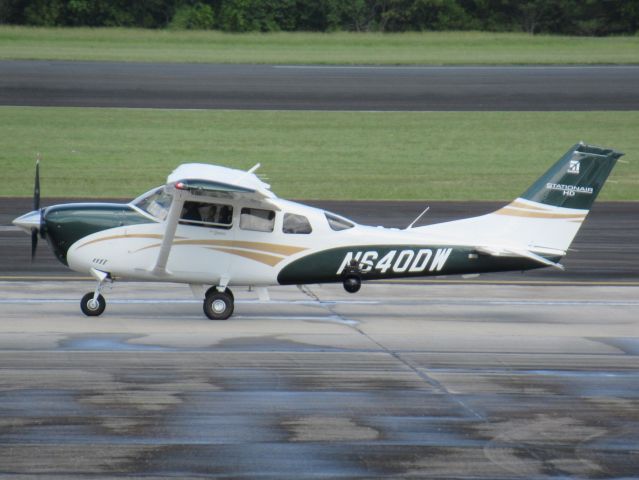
1,0,638,35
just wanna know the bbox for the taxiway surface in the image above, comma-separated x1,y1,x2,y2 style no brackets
1,62,638,110
0,281,637,478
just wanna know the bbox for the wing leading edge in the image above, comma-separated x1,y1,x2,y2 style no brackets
167,163,275,200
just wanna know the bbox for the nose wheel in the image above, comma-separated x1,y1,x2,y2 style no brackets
203,288,234,320
80,292,106,316
80,268,110,317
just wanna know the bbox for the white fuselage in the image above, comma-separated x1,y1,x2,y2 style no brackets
66,196,437,286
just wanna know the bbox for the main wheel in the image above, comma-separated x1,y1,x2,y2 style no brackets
203,289,234,320
80,292,106,316
343,274,361,293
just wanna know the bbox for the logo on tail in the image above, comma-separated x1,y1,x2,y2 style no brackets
567,159,580,175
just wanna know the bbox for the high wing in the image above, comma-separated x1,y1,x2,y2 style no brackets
166,162,275,200
151,163,274,276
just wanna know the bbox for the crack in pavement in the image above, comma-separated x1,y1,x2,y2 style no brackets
300,284,486,422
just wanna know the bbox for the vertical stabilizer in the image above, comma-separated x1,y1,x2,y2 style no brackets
417,143,622,255
490,143,623,252
520,143,622,210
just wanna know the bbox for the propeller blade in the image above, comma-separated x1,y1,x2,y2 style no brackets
31,227,38,261
40,208,46,239
32,159,41,260
34,159,40,211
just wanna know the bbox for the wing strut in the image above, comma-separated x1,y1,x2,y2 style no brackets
151,189,185,276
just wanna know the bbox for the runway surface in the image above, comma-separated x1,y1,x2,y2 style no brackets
2,198,638,284
0,281,637,478
1,61,639,111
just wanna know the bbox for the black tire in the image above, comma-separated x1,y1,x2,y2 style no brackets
343,274,362,293
80,292,106,316
203,289,234,320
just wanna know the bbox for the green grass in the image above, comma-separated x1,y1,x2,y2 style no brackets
1,107,637,201
1,26,638,64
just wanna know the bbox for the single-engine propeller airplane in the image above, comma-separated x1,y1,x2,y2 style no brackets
14,143,622,320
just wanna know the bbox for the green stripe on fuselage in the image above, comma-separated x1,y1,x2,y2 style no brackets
277,245,556,285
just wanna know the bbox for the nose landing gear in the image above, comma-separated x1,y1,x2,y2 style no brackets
80,292,106,316
81,268,110,317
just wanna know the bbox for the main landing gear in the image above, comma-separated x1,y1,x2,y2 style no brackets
81,268,110,317
203,286,234,320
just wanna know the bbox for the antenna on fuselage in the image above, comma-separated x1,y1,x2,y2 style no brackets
406,206,430,229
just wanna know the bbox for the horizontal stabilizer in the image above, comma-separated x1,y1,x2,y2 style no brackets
475,246,565,270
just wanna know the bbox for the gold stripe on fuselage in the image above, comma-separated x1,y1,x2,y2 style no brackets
206,247,284,267
508,200,550,212
171,239,306,256
76,233,165,250
495,207,586,220
78,233,306,264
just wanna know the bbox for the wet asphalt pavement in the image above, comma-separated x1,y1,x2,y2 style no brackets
0,282,637,478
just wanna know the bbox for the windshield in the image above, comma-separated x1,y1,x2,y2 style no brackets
134,187,173,221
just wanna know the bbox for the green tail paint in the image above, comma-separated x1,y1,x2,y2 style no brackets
521,143,623,210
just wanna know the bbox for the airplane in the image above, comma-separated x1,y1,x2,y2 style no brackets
13,142,622,320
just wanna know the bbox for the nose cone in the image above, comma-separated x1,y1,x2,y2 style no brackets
13,210,41,234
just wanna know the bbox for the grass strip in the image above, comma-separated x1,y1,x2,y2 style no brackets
1,106,637,201
0,27,638,65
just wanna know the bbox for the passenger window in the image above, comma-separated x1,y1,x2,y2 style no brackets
283,213,312,234
325,212,354,231
180,201,233,229
240,207,275,232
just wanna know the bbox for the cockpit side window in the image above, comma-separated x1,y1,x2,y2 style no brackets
325,212,354,231
134,187,173,221
180,201,233,229
283,213,312,234
240,207,275,232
